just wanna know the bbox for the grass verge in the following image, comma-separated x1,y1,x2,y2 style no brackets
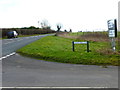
17,35,119,66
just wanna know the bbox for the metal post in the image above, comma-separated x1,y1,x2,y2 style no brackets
111,38,116,52
72,41,75,51
87,41,89,52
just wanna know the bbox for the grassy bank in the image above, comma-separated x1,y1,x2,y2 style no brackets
17,35,119,66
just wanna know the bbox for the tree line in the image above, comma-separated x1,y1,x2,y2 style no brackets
1,27,56,37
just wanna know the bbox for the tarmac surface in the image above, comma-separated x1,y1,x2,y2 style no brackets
1,34,119,88
2,53,118,87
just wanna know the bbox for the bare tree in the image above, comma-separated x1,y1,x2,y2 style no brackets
41,19,51,29
56,23,62,32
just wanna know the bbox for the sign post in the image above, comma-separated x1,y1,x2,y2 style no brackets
107,19,117,52
72,41,89,52
72,41,75,52
87,41,89,52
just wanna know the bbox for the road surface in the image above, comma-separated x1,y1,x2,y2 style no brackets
2,34,51,56
1,34,118,89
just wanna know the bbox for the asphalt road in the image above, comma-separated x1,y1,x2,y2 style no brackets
1,34,119,88
2,34,51,56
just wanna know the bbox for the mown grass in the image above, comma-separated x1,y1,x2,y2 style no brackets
17,35,120,66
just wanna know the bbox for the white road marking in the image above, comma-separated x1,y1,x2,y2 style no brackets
4,41,14,44
1,87,108,89
25,37,29,39
0,52,16,60
6,39,14,40
3,39,23,44
17,39,23,42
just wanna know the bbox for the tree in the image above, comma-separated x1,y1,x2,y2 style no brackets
41,19,51,29
56,23,62,32
64,29,67,32
21,26,39,29
69,29,72,32
29,26,38,29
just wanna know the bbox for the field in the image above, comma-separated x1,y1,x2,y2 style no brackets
17,32,120,66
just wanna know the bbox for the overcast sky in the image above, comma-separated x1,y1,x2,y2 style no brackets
0,0,119,32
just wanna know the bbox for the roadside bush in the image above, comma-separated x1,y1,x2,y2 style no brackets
1,28,56,37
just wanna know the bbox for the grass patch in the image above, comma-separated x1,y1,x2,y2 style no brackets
17,35,119,66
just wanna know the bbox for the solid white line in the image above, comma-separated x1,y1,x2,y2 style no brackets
1,87,108,89
0,52,16,60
